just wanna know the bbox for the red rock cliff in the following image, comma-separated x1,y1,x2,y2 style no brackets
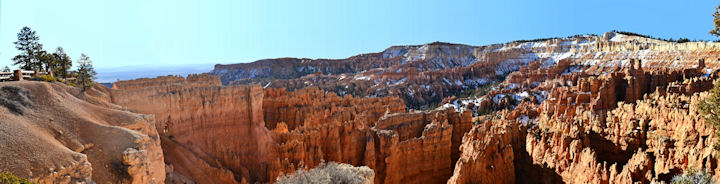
112,74,276,183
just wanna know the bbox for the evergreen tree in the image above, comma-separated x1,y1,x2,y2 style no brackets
2,66,10,72
712,4,720,37
52,47,72,78
36,50,55,72
75,53,97,91
12,26,44,71
704,3,720,153
699,82,720,151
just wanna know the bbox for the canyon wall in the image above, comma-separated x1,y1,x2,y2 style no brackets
209,32,720,110
112,74,276,183
6,32,720,184
112,75,474,184
105,32,720,183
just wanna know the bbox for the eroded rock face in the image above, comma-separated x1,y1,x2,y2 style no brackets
104,32,720,184
264,87,405,180
522,92,719,183
448,120,518,184
111,74,475,184
372,110,458,184
112,74,276,183
209,32,720,110
266,87,473,184
447,55,719,183
0,82,165,183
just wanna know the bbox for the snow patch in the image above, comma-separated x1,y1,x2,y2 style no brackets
354,75,372,80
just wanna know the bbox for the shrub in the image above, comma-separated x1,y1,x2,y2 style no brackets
0,172,34,184
276,162,374,184
671,169,713,184
32,74,57,83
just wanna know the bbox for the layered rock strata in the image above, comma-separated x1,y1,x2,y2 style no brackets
210,32,720,110
266,87,473,183
107,32,720,184
112,74,276,183
112,75,474,184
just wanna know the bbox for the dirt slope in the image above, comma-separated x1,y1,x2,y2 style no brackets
0,81,164,183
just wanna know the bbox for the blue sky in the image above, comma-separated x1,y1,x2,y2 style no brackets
1,0,719,70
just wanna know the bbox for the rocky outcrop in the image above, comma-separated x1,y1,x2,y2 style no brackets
372,110,457,184
264,87,406,182
0,82,165,183
263,87,404,130
111,74,475,184
105,32,720,184
112,74,276,183
266,87,473,184
523,91,720,183
210,32,720,110
209,42,476,85
447,53,719,183
448,120,519,184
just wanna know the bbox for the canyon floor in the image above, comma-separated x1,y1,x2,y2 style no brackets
2,31,720,183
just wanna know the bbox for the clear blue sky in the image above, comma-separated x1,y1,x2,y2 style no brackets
1,0,718,70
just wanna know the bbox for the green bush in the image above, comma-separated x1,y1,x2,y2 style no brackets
0,172,34,184
30,75,56,83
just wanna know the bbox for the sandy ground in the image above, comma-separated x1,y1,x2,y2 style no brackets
0,81,163,183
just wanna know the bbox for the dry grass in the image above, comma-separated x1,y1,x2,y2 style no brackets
276,162,374,184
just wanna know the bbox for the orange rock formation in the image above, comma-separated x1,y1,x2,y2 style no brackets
447,56,720,183
111,74,474,184
112,74,276,183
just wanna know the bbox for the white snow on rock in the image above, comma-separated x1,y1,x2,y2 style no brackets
354,75,372,80
610,34,630,42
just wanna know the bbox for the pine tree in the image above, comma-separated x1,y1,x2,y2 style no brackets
52,47,72,78
2,66,10,72
705,3,720,154
37,50,55,72
75,53,97,91
712,4,720,37
12,26,44,71
699,82,720,151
